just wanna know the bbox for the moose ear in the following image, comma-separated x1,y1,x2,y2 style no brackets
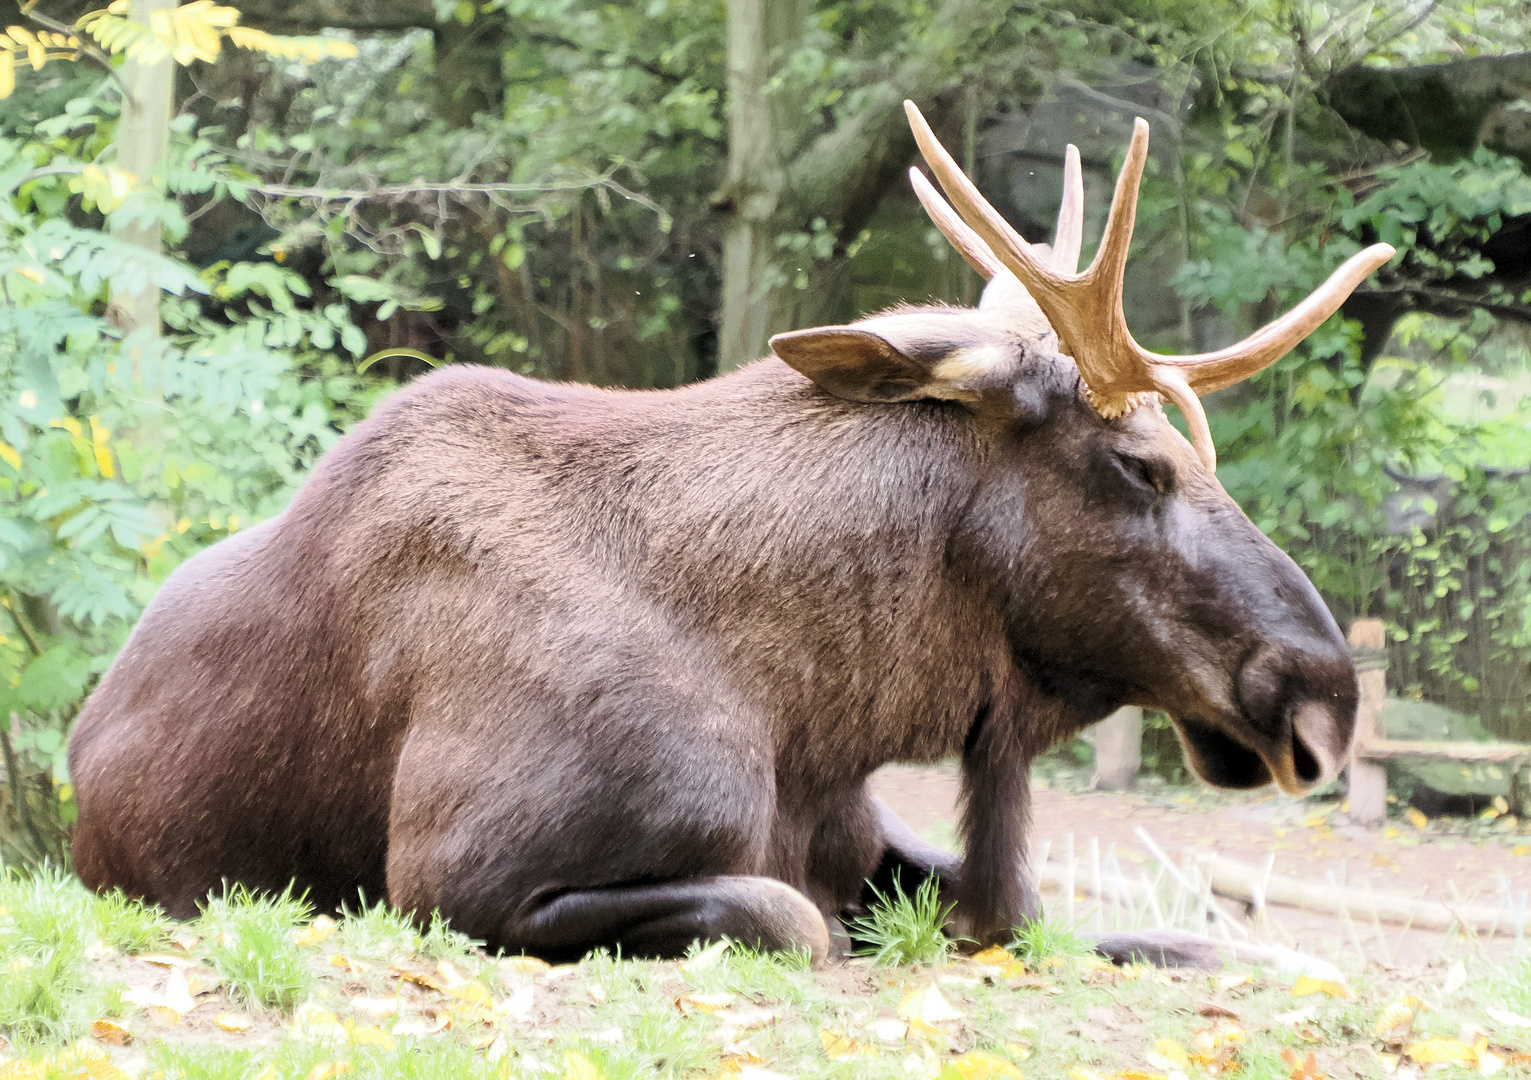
769,327,936,403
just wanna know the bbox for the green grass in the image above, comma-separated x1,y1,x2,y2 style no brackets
197,884,314,1009
846,873,959,966
0,866,1525,1080
1009,914,1091,966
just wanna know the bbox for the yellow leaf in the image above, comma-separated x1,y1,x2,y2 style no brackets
1152,1038,1190,1068
1406,807,1429,830
214,1012,252,1032
898,983,963,1025
303,1063,352,1080
50,416,82,436
1515,846,1530,857
501,955,550,978
819,1028,878,1060
1405,1039,1477,1064
970,945,1013,966
0,48,14,99
942,1050,1025,1078
344,1021,394,1050
1373,996,1421,1038
676,992,735,1014
561,1051,603,1080
295,914,337,946
90,1019,132,1045
0,441,20,470
147,1005,181,1027
1291,975,1354,999
679,938,731,975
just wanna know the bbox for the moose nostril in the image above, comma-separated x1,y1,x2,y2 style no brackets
1291,727,1322,785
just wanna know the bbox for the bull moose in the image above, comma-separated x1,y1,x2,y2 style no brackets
68,104,1390,965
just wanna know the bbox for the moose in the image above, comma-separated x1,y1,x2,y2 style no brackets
68,103,1391,966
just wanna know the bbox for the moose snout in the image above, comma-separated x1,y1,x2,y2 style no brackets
1234,640,1359,795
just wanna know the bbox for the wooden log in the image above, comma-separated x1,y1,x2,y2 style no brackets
1357,738,1531,764
1188,851,1512,936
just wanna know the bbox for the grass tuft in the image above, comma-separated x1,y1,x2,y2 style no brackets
197,884,314,1010
1009,914,1090,965
847,873,957,966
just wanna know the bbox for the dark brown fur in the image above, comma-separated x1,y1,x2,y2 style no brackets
69,309,1357,963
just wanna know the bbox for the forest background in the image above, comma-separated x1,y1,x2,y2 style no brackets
2,0,1531,864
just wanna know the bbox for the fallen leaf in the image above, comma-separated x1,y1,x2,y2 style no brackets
680,939,731,975
1442,961,1467,996
1280,1048,1325,1080
1006,1039,1033,1060
390,1007,451,1036
1481,1050,1505,1076
1487,1007,1531,1028
131,954,195,969
390,965,446,991
2,1047,130,1080
1275,1006,1318,1025
1407,807,1429,830
303,1062,352,1080
500,955,550,980
346,1022,394,1050
1291,975,1354,999
940,1050,1024,1079
214,1012,253,1032
869,1018,909,1044
561,1051,604,1080
677,992,736,1014
819,1027,878,1060
330,954,367,974
969,946,1013,966
1374,996,1422,1039
349,997,400,1019
1147,1038,1190,1072
295,915,338,947
898,983,963,1025
712,1005,776,1031
90,1020,132,1046
1217,973,1252,989
1196,1003,1240,1020
1407,1039,1478,1064
147,1006,181,1028
435,960,470,988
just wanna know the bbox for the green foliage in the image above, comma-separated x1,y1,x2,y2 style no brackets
1008,915,1089,966
197,884,315,1010
848,873,959,967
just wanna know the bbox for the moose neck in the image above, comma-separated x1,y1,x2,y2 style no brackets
599,359,1078,790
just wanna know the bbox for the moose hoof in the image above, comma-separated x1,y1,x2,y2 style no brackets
715,876,831,967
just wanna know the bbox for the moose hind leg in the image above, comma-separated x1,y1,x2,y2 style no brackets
504,876,830,965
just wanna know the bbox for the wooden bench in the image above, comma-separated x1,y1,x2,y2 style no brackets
1346,617,1531,825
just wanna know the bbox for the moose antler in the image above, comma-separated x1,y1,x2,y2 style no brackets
903,100,1395,471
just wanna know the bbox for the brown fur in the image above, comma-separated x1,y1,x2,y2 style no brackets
69,309,1356,962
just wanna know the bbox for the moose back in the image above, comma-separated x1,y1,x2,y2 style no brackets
68,106,1380,963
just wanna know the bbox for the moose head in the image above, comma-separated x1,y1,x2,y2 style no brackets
770,104,1392,797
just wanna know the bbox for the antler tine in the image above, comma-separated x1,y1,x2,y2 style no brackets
1081,119,1149,288
1153,243,1398,395
1052,144,1084,273
908,168,1005,281
903,101,1064,304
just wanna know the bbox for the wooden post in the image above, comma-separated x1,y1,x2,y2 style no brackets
1092,706,1142,791
1347,618,1389,825
108,0,176,337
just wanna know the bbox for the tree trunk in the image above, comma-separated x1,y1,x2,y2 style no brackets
109,0,177,339
716,0,807,371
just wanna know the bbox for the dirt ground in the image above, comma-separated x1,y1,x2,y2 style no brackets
870,761,1531,970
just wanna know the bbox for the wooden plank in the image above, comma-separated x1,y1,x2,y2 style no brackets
1347,619,1389,825
1357,738,1531,764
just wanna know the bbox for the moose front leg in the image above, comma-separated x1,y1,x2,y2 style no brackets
954,710,1040,946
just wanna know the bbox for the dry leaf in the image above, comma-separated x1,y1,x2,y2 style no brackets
819,1027,878,1060
677,992,736,1014
561,1051,604,1080
89,1020,132,1046
131,953,194,969
1217,973,1252,989
939,1050,1025,1079
898,983,963,1025
146,1006,181,1028
390,965,445,991
679,939,731,975
500,982,535,1023
712,1005,776,1031
303,1062,352,1080
295,915,338,947
390,1007,451,1037
1406,807,1429,829
1481,1050,1505,1076
1197,1003,1240,1019
349,997,400,1019
869,1018,909,1044
1374,997,1422,1039
970,946,1013,966
346,1023,394,1050
1404,1039,1477,1064
1280,1048,1325,1080
330,954,367,974
501,955,551,978
1291,975,1354,999
214,1012,253,1032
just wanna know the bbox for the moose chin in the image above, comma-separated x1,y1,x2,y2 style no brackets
67,101,1390,968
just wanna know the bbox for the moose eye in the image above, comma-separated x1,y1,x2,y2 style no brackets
1111,453,1166,495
